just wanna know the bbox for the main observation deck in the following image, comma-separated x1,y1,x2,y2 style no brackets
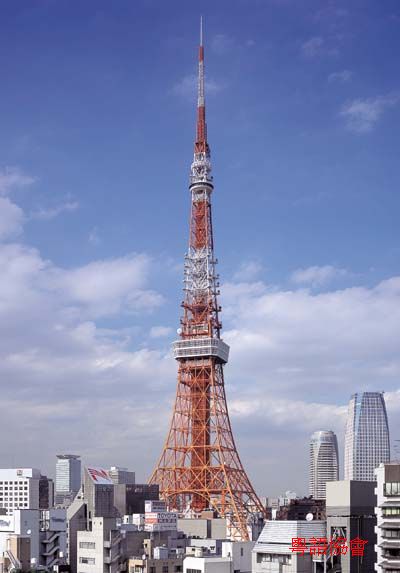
172,337,230,363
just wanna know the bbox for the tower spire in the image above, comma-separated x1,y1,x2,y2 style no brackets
196,16,208,154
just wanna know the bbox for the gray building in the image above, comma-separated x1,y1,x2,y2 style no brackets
309,431,339,500
83,467,115,524
108,467,135,486
344,392,390,481
177,518,227,540
67,492,88,573
326,480,376,572
114,483,159,517
56,455,81,505
375,462,400,571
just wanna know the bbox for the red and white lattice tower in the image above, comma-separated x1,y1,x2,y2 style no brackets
149,20,265,540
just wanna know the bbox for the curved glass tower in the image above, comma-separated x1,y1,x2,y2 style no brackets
309,430,339,499
344,392,390,481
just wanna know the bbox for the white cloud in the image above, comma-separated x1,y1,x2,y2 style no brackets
211,33,234,55
171,74,224,100
222,275,400,402
30,201,79,220
89,227,101,245
233,260,263,282
218,274,400,492
0,197,25,239
301,36,324,58
291,265,349,287
0,239,173,479
49,254,164,319
0,166,36,195
150,326,173,338
340,93,400,133
328,69,352,83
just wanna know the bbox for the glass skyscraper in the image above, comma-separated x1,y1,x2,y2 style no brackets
344,392,390,481
309,430,339,499
55,454,81,499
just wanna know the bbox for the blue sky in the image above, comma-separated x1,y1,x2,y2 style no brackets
0,0,399,496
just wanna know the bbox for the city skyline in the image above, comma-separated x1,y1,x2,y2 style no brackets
0,0,400,496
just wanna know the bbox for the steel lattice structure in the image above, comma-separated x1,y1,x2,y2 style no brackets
149,20,265,541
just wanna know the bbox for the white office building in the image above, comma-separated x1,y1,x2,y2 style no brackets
344,392,390,481
0,469,41,516
309,430,339,499
375,462,400,571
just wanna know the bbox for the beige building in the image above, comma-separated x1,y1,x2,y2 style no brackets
0,535,31,573
177,518,227,540
77,518,123,573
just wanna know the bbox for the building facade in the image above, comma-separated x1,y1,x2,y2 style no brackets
66,492,88,573
309,430,339,499
77,518,122,573
344,392,390,481
326,480,376,573
114,484,159,517
0,469,41,515
375,462,400,571
39,475,54,509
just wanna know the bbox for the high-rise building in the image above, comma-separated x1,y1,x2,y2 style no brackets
149,19,264,542
55,455,81,505
375,462,400,571
344,392,390,481
83,467,114,524
108,466,135,485
309,430,339,499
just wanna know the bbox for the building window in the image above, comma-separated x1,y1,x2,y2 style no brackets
162,567,168,573
186,569,202,573
383,508,400,518
385,483,400,496
240,548,244,557
79,557,95,565
174,567,182,573
256,554,291,565
149,568,156,573
383,529,400,539
79,542,96,549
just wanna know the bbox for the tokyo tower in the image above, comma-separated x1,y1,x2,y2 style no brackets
149,20,265,540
